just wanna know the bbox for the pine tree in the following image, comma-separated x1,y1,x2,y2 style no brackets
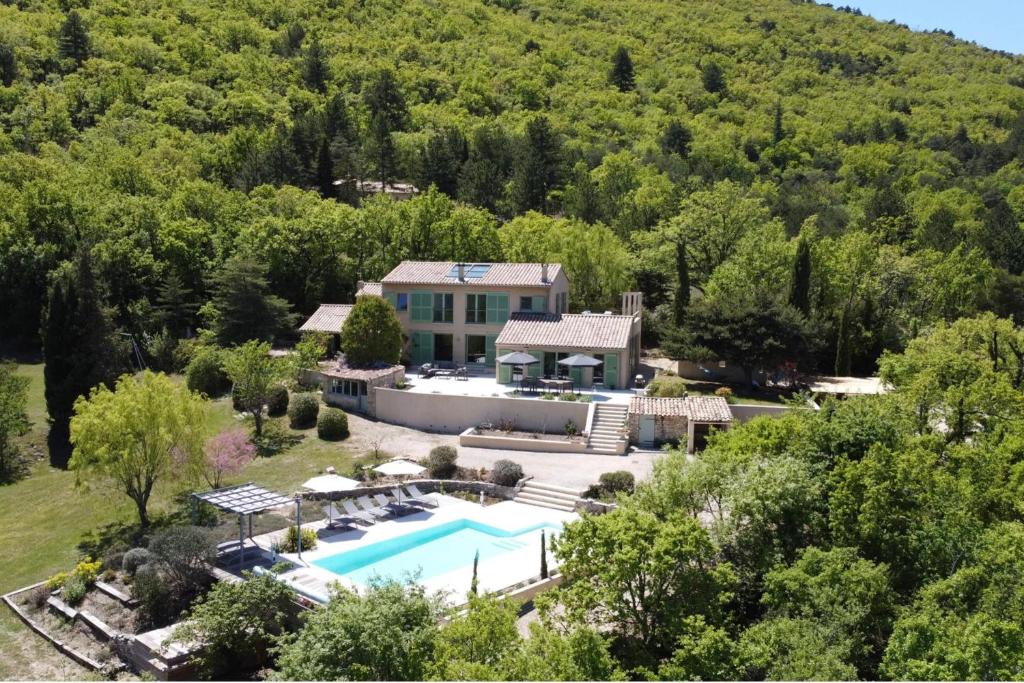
202,256,297,346
302,40,329,94
773,101,785,143
661,120,693,158
316,136,336,199
57,10,90,68
41,251,121,468
701,61,725,94
420,126,468,197
674,240,690,327
0,41,16,87
152,271,197,338
789,236,811,317
981,191,1024,275
609,46,635,92
540,529,548,579
363,69,409,188
509,115,562,213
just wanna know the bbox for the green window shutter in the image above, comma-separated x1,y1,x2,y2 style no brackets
411,291,432,322
485,335,497,365
384,292,398,309
603,353,619,389
570,366,584,386
411,331,434,365
498,363,512,383
528,351,543,377
486,293,509,324
532,296,546,313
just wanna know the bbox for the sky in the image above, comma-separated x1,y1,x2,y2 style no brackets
848,1,1024,54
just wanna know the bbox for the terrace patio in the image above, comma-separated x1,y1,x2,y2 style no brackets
403,370,639,405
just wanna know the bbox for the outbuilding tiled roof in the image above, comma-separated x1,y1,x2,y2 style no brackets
381,261,563,287
629,396,733,423
495,312,635,351
299,304,352,333
356,282,383,297
316,361,404,382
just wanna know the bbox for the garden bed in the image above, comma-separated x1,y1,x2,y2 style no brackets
459,427,587,453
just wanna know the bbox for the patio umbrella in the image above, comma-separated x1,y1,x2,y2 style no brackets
373,459,427,506
302,474,360,526
495,351,539,366
557,353,603,367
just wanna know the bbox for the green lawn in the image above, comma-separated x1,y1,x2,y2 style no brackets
0,364,361,678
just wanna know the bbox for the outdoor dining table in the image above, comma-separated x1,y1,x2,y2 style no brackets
540,378,574,394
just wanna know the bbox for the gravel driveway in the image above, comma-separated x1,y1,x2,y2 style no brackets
347,413,663,491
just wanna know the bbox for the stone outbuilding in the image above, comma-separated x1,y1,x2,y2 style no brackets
628,395,733,452
304,360,405,415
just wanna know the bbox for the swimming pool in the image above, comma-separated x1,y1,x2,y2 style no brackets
312,518,561,584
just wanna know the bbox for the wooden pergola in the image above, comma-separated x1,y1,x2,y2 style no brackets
191,483,296,568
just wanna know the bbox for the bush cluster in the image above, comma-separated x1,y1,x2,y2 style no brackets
599,470,636,495
186,347,229,397
280,525,318,553
317,408,349,440
62,575,87,605
267,384,290,416
288,393,320,429
427,445,458,479
489,459,524,486
647,375,688,397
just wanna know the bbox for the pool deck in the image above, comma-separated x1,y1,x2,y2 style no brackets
405,373,640,405
252,497,577,604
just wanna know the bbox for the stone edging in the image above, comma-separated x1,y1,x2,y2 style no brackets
2,582,105,672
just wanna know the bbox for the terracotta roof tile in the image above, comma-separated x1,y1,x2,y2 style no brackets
629,396,733,422
495,312,634,351
356,282,383,297
381,261,563,287
299,304,352,333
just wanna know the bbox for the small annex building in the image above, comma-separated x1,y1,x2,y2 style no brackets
304,359,405,415
628,395,733,452
298,303,353,355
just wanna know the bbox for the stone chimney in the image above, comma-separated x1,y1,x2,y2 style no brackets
541,263,549,283
457,263,465,281
621,291,643,317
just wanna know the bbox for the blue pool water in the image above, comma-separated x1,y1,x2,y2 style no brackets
313,518,561,584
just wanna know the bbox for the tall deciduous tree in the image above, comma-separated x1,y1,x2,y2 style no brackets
609,46,635,92
69,371,207,528
223,340,282,437
340,295,403,366
41,251,122,468
201,256,296,346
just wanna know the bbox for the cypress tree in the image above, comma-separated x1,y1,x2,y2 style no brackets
789,237,811,317
41,251,121,468
0,41,16,87
834,308,852,377
540,529,548,579
674,240,690,327
701,61,725,94
661,120,693,158
363,69,409,188
316,136,336,199
470,549,479,595
773,101,785,143
57,10,90,68
609,46,635,92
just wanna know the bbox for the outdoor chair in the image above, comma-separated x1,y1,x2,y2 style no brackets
374,492,407,514
357,495,393,519
405,484,439,508
340,499,378,525
325,503,357,530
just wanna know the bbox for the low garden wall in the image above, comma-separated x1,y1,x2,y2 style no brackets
299,478,520,503
374,388,590,435
458,428,587,453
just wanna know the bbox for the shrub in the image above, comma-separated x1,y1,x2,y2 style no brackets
714,386,736,403
71,558,102,586
427,445,458,479
122,548,153,576
599,470,635,495
288,393,319,429
267,385,289,416
62,575,87,606
564,420,579,437
148,526,216,592
558,392,577,401
45,572,68,590
648,375,687,397
317,408,349,440
280,525,318,553
132,563,174,628
490,459,524,486
578,394,593,403
30,585,50,609
186,347,229,397
540,392,555,400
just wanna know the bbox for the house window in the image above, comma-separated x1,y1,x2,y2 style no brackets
395,293,408,311
555,292,567,314
433,293,453,323
466,294,487,324
330,379,365,396
520,296,546,312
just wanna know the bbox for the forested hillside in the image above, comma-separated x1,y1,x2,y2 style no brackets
2,0,1024,375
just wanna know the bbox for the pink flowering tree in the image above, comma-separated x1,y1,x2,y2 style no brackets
203,429,255,488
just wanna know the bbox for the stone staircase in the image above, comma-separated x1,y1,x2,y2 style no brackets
586,403,629,455
514,480,581,512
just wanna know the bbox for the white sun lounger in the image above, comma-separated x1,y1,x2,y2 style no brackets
341,499,377,525
357,495,392,519
405,484,439,507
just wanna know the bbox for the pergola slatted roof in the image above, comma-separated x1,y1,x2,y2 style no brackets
193,483,293,515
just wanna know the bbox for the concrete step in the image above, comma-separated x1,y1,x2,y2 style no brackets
514,495,576,512
521,480,582,496
591,426,625,435
518,488,579,504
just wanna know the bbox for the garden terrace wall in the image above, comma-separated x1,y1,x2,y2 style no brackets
373,388,589,435
300,478,519,503
459,428,587,453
